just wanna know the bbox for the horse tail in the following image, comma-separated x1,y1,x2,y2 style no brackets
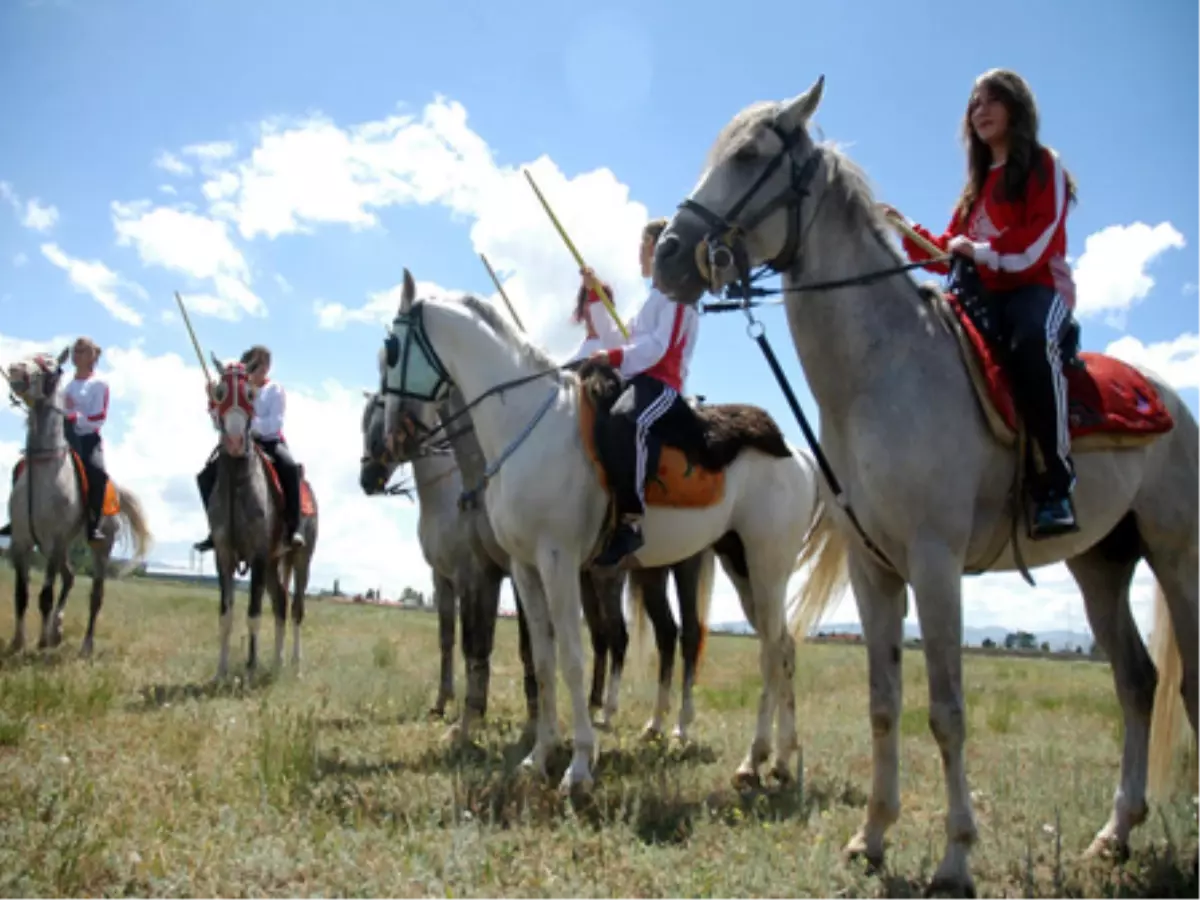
114,486,153,577
787,498,850,644
694,547,716,677
1147,583,1189,801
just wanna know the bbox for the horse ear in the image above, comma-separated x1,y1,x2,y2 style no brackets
400,268,416,314
781,74,825,129
57,346,70,366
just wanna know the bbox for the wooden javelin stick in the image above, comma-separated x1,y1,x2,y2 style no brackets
522,168,630,339
174,290,214,386
479,253,527,332
881,208,945,260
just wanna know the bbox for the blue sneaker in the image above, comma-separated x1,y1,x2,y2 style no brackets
594,519,644,567
1032,493,1077,538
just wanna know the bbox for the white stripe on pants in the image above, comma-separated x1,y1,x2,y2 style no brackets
1044,293,1071,471
635,385,679,507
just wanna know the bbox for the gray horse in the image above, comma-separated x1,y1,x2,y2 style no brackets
361,306,717,742
205,355,319,679
652,75,1197,895
5,350,152,656
360,383,634,737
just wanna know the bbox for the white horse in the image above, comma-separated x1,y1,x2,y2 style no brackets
378,270,837,794
651,75,1197,895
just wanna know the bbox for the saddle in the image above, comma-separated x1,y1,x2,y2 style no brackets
576,360,792,511
14,452,120,517
921,275,1175,454
254,444,317,518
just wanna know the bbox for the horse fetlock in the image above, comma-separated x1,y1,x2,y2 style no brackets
844,826,886,872
927,843,976,899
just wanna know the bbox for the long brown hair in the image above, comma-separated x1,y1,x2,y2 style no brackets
954,69,1077,220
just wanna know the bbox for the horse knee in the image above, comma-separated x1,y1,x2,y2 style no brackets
928,699,966,750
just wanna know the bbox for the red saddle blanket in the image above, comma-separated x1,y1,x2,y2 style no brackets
257,445,316,516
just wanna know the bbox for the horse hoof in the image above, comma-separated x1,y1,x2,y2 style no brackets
442,722,465,744
640,724,664,743
768,763,793,786
1083,833,1129,862
843,831,884,873
924,874,976,899
78,642,94,660
732,769,762,791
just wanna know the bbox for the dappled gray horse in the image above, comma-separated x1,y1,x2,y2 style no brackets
204,356,319,679
5,350,152,656
653,75,1198,895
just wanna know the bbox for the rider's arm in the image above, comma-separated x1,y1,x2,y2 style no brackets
605,292,673,377
897,209,966,276
971,148,1068,276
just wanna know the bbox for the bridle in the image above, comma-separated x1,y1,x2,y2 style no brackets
678,118,825,303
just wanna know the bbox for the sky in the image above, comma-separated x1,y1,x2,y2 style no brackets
0,0,1195,643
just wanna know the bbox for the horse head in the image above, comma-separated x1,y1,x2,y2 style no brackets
207,354,258,459
7,347,69,409
654,75,827,305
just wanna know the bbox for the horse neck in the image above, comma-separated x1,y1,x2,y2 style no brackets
217,446,271,520
26,399,66,455
783,204,945,418
412,451,459,507
424,302,563,465
436,393,488,486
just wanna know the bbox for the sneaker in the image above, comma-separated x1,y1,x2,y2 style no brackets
1031,494,1078,539
193,536,214,552
594,519,644,567
289,531,306,549
0,523,10,537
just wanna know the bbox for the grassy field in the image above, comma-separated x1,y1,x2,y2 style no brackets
0,570,1195,898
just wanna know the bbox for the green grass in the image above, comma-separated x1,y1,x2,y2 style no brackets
0,569,1195,897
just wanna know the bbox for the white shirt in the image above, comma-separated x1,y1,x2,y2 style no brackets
251,380,286,441
610,285,700,393
63,374,110,436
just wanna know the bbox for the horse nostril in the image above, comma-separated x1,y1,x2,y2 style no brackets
656,234,682,260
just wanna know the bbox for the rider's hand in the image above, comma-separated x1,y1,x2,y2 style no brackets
947,235,976,259
588,349,610,364
876,202,903,222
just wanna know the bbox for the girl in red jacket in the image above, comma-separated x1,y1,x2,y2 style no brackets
885,68,1080,538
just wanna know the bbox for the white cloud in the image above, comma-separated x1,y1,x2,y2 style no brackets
0,181,59,233
39,243,145,327
111,202,265,320
195,97,651,358
22,198,58,232
0,328,428,598
1073,222,1186,326
1106,333,1200,391
158,184,178,196
182,140,236,163
313,277,456,331
154,152,193,177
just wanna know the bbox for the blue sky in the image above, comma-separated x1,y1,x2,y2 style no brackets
0,0,1195,640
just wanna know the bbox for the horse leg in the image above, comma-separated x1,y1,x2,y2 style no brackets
37,554,59,650
674,555,704,744
53,555,75,650
9,550,30,652
512,583,539,736
908,539,978,898
1066,540,1153,860
539,545,595,794
579,571,609,720
456,566,503,744
512,560,558,779
269,561,288,672
246,558,266,674
727,568,776,788
600,570,628,730
290,550,311,671
215,555,236,681
636,567,677,741
843,546,909,871
81,550,107,659
430,572,456,717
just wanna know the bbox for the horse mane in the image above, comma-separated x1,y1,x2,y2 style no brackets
706,100,905,264
457,294,560,373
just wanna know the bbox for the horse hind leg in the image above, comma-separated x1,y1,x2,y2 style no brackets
245,559,267,675
270,561,289,672
673,551,709,744
1067,517,1160,860
634,566,677,741
579,571,609,721
290,550,311,671
454,566,504,744
601,571,628,730
55,555,77,651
